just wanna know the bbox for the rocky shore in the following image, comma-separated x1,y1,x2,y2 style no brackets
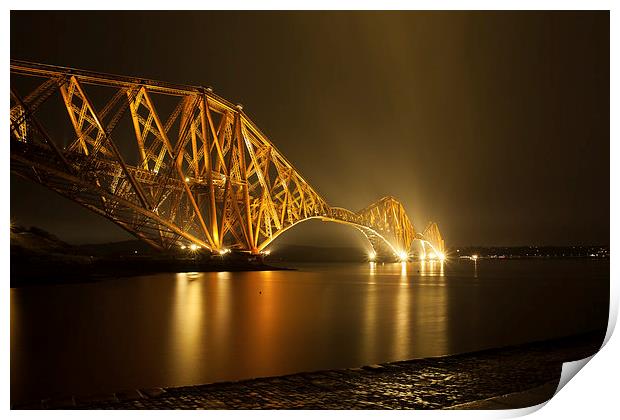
12,330,604,410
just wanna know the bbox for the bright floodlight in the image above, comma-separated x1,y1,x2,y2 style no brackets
263,249,271,256
397,251,408,262
189,244,199,251
428,251,437,260
471,254,478,261
437,252,446,261
219,248,230,255
368,251,377,261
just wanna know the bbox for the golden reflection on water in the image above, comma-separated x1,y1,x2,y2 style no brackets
213,271,232,364
412,260,448,357
172,272,205,381
418,260,446,277
363,260,449,361
158,262,449,384
363,277,378,360
253,271,277,368
10,260,609,403
393,261,411,359
170,262,451,379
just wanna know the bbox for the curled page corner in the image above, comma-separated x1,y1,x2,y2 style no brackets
602,309,617,348
555,355,595,395
506,356,598,418
551,302,618,399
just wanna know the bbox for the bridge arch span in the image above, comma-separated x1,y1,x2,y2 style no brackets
10,60,445,259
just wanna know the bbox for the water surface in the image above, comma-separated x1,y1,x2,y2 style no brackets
10,259,609,402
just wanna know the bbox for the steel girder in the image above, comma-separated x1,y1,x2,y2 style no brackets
10,60,444,257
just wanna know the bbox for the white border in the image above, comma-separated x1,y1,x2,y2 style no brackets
3,2,616,420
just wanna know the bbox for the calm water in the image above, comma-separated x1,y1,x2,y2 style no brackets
11,259,609,402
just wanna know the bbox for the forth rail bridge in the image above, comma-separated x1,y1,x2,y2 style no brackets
10,60,445,262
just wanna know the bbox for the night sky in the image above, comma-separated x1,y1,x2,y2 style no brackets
10,11,609,247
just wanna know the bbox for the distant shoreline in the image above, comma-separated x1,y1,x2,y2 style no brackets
11,252,610,288
10,224,609,287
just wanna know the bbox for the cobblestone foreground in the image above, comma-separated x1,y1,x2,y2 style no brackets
14,331,603,410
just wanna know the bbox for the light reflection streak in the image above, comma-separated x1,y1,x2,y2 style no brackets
394,260,411,359
253,271,277,367
411,263,449,357
363,279,378,361
213,271,232,361
369,261,376,276
172,273,204,381
417,260,446,278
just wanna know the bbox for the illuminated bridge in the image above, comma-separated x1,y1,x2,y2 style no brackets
10,61,445,260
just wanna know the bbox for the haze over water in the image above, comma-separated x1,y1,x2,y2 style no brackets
11,259,608,402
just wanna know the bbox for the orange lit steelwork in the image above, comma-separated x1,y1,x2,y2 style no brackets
10,61,445,258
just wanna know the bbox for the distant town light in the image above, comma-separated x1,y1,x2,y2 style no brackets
180,245,186,250
471,254,478,261
263,249,271,256
219,248,230,255
185,177,190,182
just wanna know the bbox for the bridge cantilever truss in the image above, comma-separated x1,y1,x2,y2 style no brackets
10,60,445,259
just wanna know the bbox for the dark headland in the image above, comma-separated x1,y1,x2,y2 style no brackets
10,225,288,288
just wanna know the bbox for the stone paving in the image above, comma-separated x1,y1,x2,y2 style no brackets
447,381,559,409
13,331,603,410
